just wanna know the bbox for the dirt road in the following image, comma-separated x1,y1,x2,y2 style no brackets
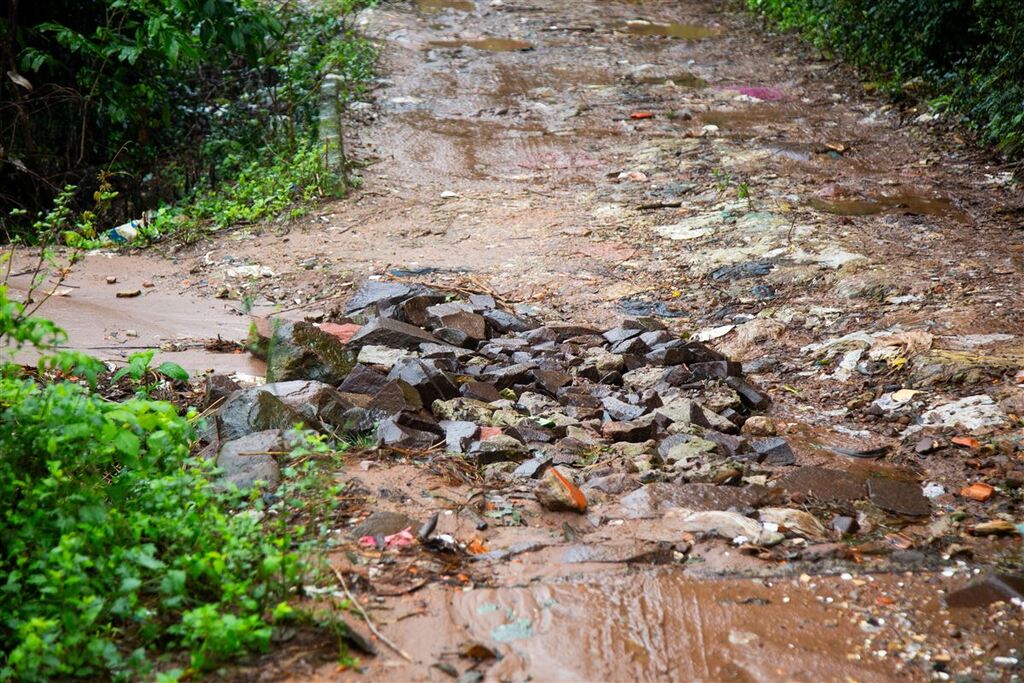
25,0,1024,679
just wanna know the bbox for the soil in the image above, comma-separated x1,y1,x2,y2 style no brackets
10,0,1024,679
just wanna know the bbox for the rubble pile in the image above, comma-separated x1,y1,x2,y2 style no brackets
209,280,786,509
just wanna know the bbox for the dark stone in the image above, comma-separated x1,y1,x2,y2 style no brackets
915,436,939,454
429,308,487,341
506,423,555,444
340,406,376,433
387,358,458,406
703,430,746,458
338,364,388,395
376,415,440,450
681,341,725,363
645,347,689,366
468,293,496,310
662,365,694,386
483,362,536,389
266,321,358,384
460,380,502,403
512,456,551,478
434,327,472,347
394,411,443,435
218,381,354,442
601,396,646,422
547,323,602,340
368,380,424,415
533,368,571,395
349,317,439,349
725,376,771,410
399,294,445,327
524,327,558,344
867,477,930,516
945,574,1024,609
602,327,643,345
609,337,649,355
217,430,285,492
831,515,859,536
639,330,674,347
750,437,796,465
346,281,434,314
483,309,536,334
602,416,655,442
689,361,742,380
581,473,642,496
511,351,534,365
473,435,530,465
440,420,479,452
204,374,241,411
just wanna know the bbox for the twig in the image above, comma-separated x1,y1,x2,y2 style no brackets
331,565,413,662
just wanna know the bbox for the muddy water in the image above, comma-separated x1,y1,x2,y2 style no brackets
807,194,967,220
3,253,265,375
613,20,720,39
417,0,474,12
427,38,534,51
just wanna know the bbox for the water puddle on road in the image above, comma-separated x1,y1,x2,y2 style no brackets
632,71,708,87
428,37,534,51
807,194,967,220
417,0,474,11
613,20,720,39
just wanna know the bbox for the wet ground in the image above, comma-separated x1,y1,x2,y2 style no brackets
13,0,1024,679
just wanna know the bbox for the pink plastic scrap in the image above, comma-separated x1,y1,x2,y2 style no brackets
358,527,416,550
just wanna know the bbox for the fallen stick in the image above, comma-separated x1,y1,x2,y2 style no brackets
331,565,412,662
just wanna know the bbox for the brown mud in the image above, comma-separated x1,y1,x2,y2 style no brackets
14,0,1024,679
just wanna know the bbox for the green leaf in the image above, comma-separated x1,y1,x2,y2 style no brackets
156,362,189,382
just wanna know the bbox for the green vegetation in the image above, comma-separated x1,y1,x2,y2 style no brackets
747,0,1024,156
1,0,376,242
1,217,358,679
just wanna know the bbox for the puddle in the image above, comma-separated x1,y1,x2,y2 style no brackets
700,106,798,129
417,0,474,12
428,37,533,51
632,71,707,87
806,194,966,220
613,20,720,39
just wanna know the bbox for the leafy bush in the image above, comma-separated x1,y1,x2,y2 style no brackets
747,0,1024,155
2,0,376,239
0,287,348,680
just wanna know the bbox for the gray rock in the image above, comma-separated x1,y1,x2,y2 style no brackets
218,381,354,441
217,430,285,491
346,281,432,314
266,321,357,384
351,510,419,538
440,420,479,452
350,318,440,349
357,344,414,369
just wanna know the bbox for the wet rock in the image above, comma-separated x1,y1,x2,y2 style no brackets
945,573,1024,609
867,477,930,516
345,281,434,315
582,472,642,496
432,397,494,422
474,435,529,465
461,380,502,402
388,358,458,406
204,374,241,411
689,361,742,380
377,415,440,450
350,317,440,350
483,309,536,334
217,430,285,492
368,380,424,415
441,420,479,452
266,321,358,384
750,437,796,465
534,466,588,512
218,381,353,441
338,364,389,395
602,396,646,422
351,510,419,538
725,376,771,410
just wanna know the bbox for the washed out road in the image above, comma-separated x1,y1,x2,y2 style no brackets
29,0,1024,679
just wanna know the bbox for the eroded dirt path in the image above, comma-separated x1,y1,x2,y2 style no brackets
23,0,1024,679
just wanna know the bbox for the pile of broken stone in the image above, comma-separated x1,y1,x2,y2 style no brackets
206,279,792,513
